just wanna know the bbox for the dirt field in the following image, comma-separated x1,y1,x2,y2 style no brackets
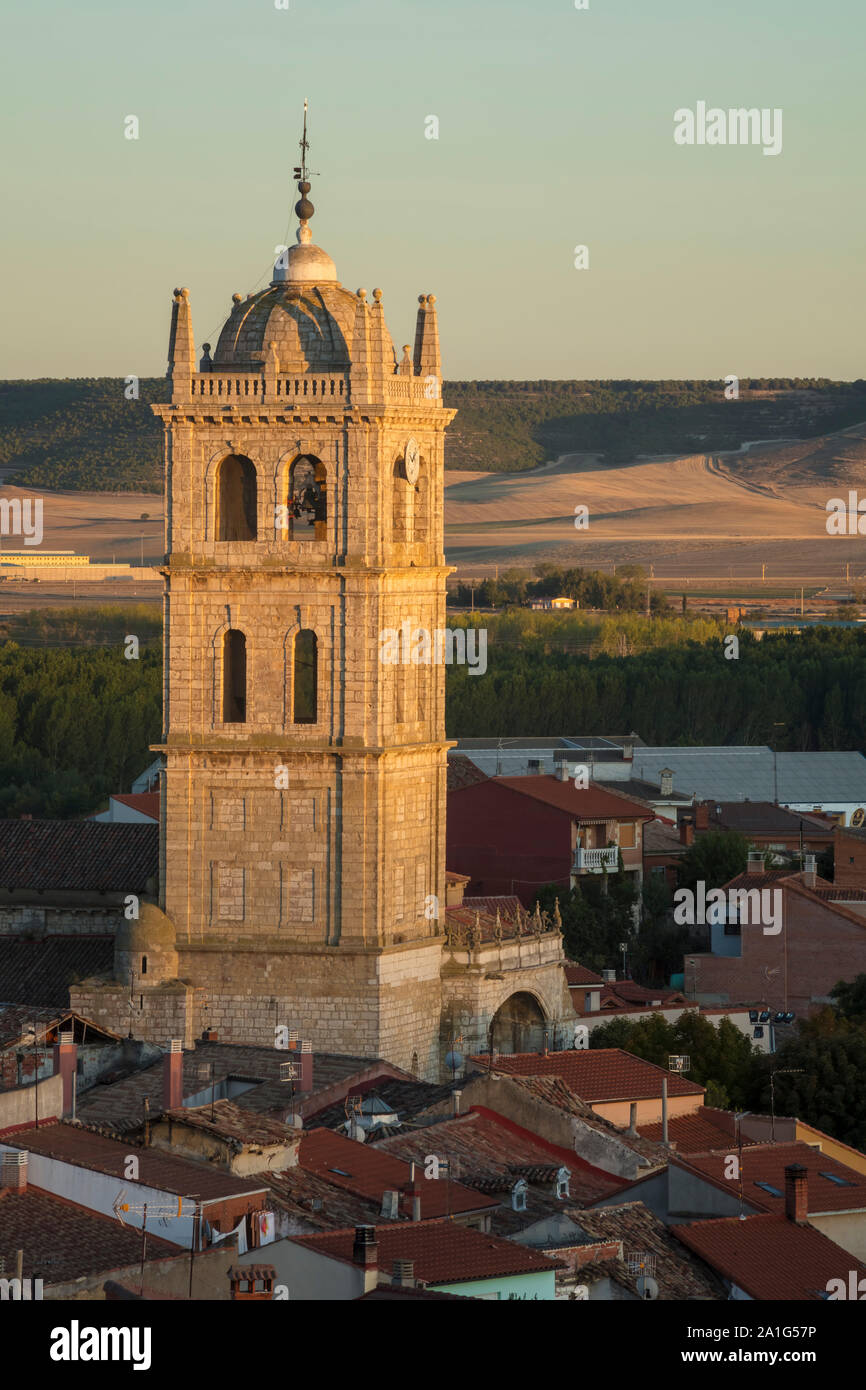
3,421,866,601
444,423,866,582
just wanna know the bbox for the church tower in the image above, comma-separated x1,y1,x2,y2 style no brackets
150,120,455,1077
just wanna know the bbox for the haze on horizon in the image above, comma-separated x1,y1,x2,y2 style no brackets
3,0,864,382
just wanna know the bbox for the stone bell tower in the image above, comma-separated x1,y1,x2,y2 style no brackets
150,127,455,1077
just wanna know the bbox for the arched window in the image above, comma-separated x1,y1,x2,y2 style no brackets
293,629,317,724
223,629,247,723
392,459,413,543
287,456,327,541
217,455,257,541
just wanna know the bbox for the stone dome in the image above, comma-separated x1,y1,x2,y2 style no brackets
115,901,177,954
214,280,365,373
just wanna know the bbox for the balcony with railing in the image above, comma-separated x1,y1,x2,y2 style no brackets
573,847,619,874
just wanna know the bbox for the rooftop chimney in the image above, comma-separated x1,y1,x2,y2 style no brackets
694,802,710,831
601,968,616,983
679,815,694,847
626,1102,638,1137
784,1164,808,1224
1,1150,28,1193
452,1090,462,1116
659,769,674,797
352,1225,378,1267
163,1039,183,1111
802,854,817,889
392,1259,415,1288
52,1031,78,1118
747,851,765,875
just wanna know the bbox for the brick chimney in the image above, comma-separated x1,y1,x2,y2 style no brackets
1,1150,28,1192
784,1163,808,1224
163,1039,183,1111
228,1264,276,1300
694,802,710,831
392,1259,415,1288
679,815,694,846
352,1225,378,1267
52,1030,78,1117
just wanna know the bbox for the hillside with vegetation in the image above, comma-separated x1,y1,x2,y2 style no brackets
2,377,866,491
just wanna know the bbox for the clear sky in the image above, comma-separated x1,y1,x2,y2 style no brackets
3,0,864,380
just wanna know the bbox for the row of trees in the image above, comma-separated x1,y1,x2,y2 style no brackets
446,626,866,748
449,565,672,614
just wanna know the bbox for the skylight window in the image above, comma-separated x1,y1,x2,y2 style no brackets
819,1171,855,1187
754,1181,783,1197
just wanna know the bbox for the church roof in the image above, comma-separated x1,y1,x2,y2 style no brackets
214,281,370,373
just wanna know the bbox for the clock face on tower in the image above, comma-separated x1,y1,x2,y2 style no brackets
404,437,420,486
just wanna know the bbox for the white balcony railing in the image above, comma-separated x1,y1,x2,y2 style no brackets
573,847,619,873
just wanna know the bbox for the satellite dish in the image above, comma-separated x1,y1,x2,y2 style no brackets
349,1121,366,1143
445,1051,464,1071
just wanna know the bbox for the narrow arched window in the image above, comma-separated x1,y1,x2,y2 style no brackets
392,459,413,543
141,955,148,976
288,456,327,541
293,629,317,724
217,454,257,541
223,629,247,723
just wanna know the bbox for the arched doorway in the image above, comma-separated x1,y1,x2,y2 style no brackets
490,992,546,1055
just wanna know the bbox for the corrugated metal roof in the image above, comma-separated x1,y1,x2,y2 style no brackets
630,748,866,803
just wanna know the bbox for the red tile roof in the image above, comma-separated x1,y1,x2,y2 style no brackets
672,1213,866,1301
640,1107,760,1154
468,1049,705,1103
6,1122,270,1203
446,756,488,791
676,1143,866,1214
0,1186,181,1283
293,1220,564,1285
463,894,522,917
299,1128,496,1219
492,776,654,822
110,793,160,821
564,964,606,986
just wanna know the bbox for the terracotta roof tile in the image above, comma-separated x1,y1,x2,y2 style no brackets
4,1122,270,1202
0,1187,181,1283
298,1128,496,1220
490,776,655,822
469,1048,705,1103
639,1107,760,1153
672,1212,866,1300
565,1201,725,1300
293,1220,564,1285
564,964,606,986
677,1142,866,1214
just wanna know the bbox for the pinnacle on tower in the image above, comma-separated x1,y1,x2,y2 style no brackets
166,287,195,398
413,293,441,381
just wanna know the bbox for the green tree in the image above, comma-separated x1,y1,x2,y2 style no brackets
677,831,750,893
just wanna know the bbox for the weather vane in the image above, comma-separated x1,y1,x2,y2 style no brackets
293,98,319,185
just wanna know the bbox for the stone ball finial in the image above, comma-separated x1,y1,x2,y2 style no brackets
202,342,211,353
295,195,315,221
428,294,436,304
418,294,426,304
173,288,181,299
232,292,242,303
373,288,382,302
181,288,190,298
357,288,367,301
403,344,411,353
297,180,311,195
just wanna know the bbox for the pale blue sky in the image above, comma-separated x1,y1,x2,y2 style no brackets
2,0,863,379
